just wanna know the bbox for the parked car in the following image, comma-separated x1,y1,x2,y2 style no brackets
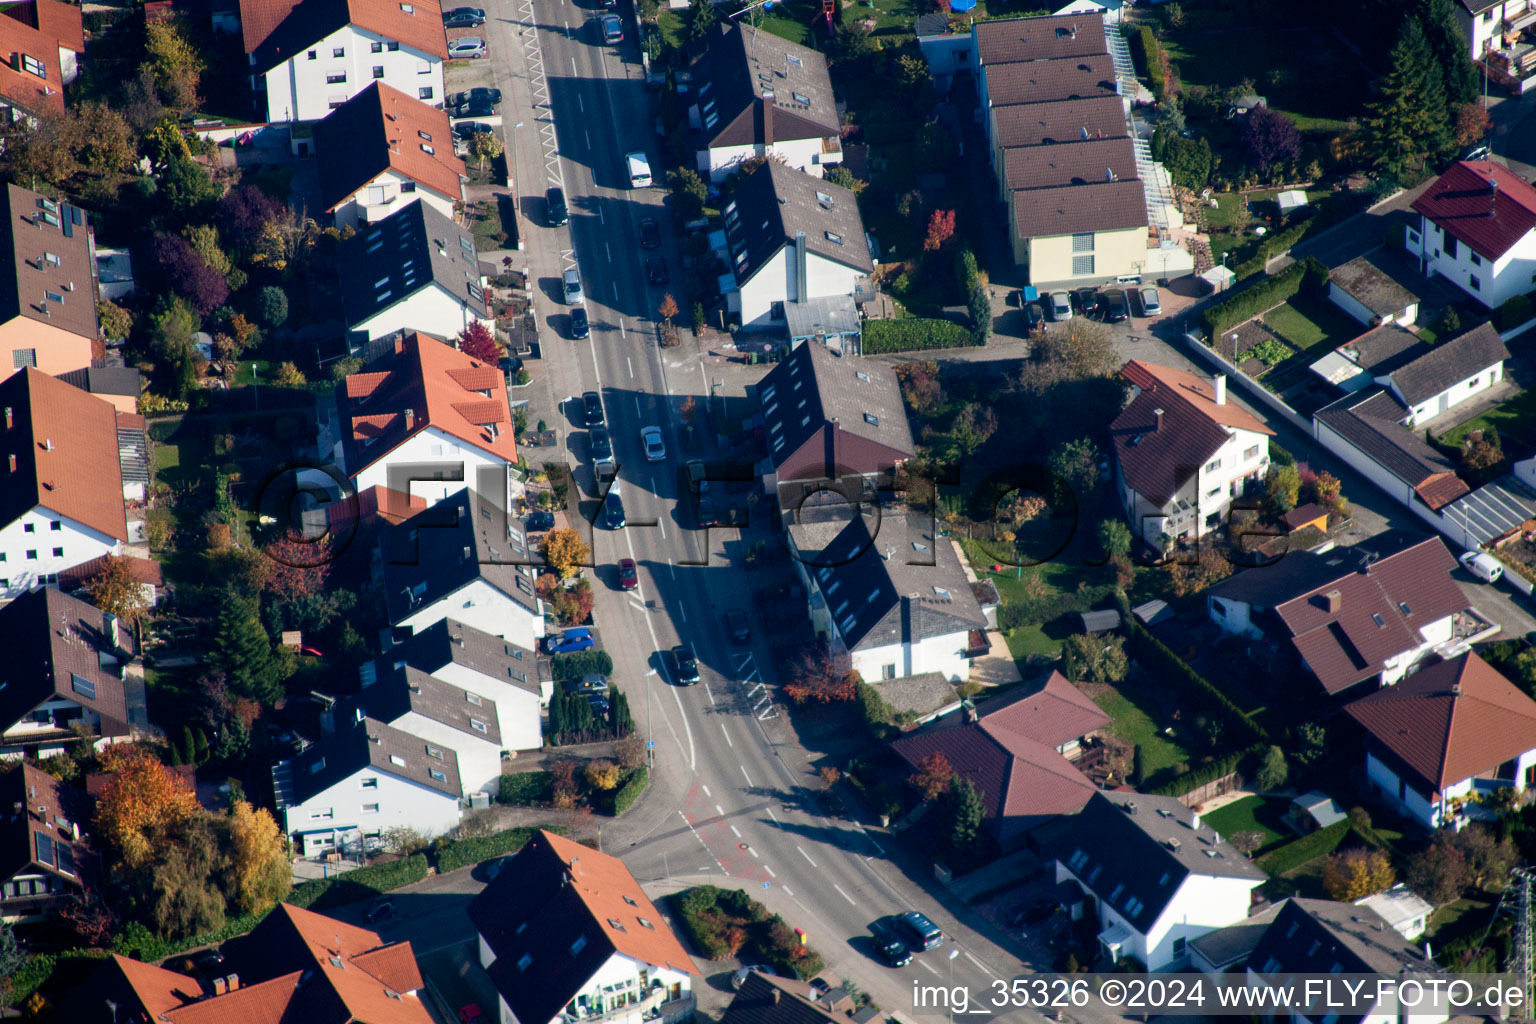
639,218,661,249
725,608,750,644
450,99,496,119
459,1004,489,1024
443,5,485,23
598,13,622,43
603,488,627,529
646,256,668,285
367,897,395,922
544,627,595,654
546,186,569,226
1048,291,1072,321
447,36,486,58
1137,285,1162,317
525,510,554,532
731,965,777,989
568,673,609,695
588,425,612,462
562,267,583,304
640,425,666,462
617,557,638,590
174,949,227,976
453,121,495,141
581,390,604,427
1461,550,1504,583
1070,286,1099,318
1022,301,1044,333
672,644,700,684
1099,288,1129,323
447,87,501,107
570,306,589,339
587,694,611,716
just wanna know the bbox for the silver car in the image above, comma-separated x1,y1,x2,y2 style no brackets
1138,285,1162,317
1049,291,1072,321
448,36,486,58
562,268,583,304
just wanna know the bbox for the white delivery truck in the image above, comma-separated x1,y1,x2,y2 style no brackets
626,151,652,188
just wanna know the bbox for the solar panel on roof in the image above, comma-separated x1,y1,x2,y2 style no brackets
35,832,54,869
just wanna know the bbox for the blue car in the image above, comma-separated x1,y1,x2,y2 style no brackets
544,627,595,654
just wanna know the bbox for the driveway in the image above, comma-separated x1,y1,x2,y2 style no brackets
417,941,499,1024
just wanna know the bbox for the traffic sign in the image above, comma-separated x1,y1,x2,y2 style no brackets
763,882,770,889
646,740,655,748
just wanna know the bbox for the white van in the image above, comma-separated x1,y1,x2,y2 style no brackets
1460,550,1504,584
626,151,651,188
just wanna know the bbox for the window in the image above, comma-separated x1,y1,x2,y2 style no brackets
623,895,638,906
471,719,488,733
421,144,435,155
373,65,385,78
48,522,59,532
570,935,588,954
1244,444,1260,460
311,809,334,820
825,230,842,244
20,54,45,79
360,778,379,789
401,182,416,193
1072,254,1094,276
1108,883,1124,902
333,46,345,57
70,674,95,699
1470,274,1482,291
1067,848,1089,871
881,664,896,680
1071,232,1094,253
517,953,532,971
1205,458,1221,472
51,547,61,557
390,754,406,766
418,60,431,74
23,523,33,533
362,803,380,813
13,349,36,369
327,71,347,83
638,917,654,929
25,550,36,560
371,41,383,52
426,745,444,759
401,1,414,9
1124,897,1143,917
429,768,447,782
466,691,482,705
417,129,433,142
419,87,434,100
388,41,400,50
1470,251,1482,266
1445,236,1458,259
307,49,317,60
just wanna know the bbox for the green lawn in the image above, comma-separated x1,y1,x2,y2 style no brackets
1005,623,1062,659
1427,897,1493,941
153,442,181,473
1442,388,1536,453
1257,293,1363,394
1092,683,1190,778
1202,795,1291,855
655,8,683,49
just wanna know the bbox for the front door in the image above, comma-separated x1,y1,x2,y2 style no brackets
1439,393,1450,414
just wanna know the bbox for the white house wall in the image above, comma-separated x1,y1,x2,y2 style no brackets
0,510,120,599
850,631,972,684
400,580,545,650
352,425,512,508
1312,417,1422,508
1413,214,1536,310
428,659,545,743
698,136,836,184
1394,363,1505,427
354,282,486,344
1206,595,1261,639
333,168,460,231
390,709,504,796
737,249,867,327
260,24,445,122
282,764,461,854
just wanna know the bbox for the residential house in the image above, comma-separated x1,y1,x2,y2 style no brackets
688,24,841,183
57,552,164,609
62,902,434,1023
238,0,449,123
391,616,547,734
0,764,90,922
1346,651,1536,830
341,331,516,509
1327,251,1420,327
273,713,462,858
0,368,130,597
379,487,545,651
1053,791,1265,970
1109,361,1274,545
891,670,1110,849
1313,388,1471,512
1408,159,1536,310
339,191,488,348
0,0,83,124
754,340,913,495
1454,0,1536,88
1356,885,1433,942
974,13,1112,111
787,504,988,684
1186,905,1279,976
1,185,99,381
468,829,698,1024
1379,322,1510,427
1246,899,1443,1024
1204,533,1473,697
316,81,466,230
0,587,144,757
1306,323,1424,394
722,161,872,332
57,365,142,416
721,971,849,1024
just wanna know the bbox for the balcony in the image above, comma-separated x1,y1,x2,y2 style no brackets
560,988,693,1024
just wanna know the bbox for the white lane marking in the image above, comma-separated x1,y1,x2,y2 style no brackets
584,129,591,147
570,56,577,73
621,528,694,771
832,884,855,905
678,603,686,622
668,560,676,580
766,807,779,824
657,515,666,539
599,204,605,224
917,958,940,976
715,804,724,817
748,845,759,858
677,811,726,872
740,764,753,787
619,319,626,339
796,846,817,868
634,396,642,416
702,681,715,704
729,825,741,837
719,722,733,747
577,95,583,112
605,242,612,262
763,865,775,878
783,886,794,897
866,838,886,855
626,356,633,378
964,951,995,977
701,784,711,797
612,281,619,300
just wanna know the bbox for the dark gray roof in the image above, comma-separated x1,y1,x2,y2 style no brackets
381,487,541,625
1386,322,1509,407
398,618,540,695
722,972,844,1024
57,366,142,400
339,200,487,329
724,162,872,285
1333,324,1425,376
756,341,914,475
0,587,138,740
1054,791,1263,931
1314,387,1458,487
116,419,148,487
285,714,462,804
788,507,987,651
1187,904,1281,971
1003,136,1138,191
1327,252,1419,318
1440,473,1536,547
974,13,1108,66
1206,530,1439,610
914,12,950,36
694,23,838,150
352,662,501,745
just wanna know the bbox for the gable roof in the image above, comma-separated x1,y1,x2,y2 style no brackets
982,54,1119,107
0,1,83,119
0,763,90,891
1345,651,1536,792
316,83,465,212
1314,387,1469,507
285,714,462,804
0,367,129,541
992,95,1128,148
1055,791,1264,930
0,184,99,345
722,971,845,1024
1004,136,1137,191
243,0,448,69
352,662,502,745
756,341,913,477
1410,159,1536,262
0,587,137,737
1386,322,1510,408
974,13,1107,66
1332,323,1425,377
1327,251,1419,319
57,365,143,402
342,331,515,476
397,617,540,695
1121,360,1273,434
338,201,487,329
694,23,838,149
1111,391,1234,510
724,161,872,284
85,955,204,1022
1015,178,1147,239
468,830,698,1024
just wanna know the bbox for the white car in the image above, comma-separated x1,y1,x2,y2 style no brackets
1049,291,1072,321
448,36,486,58
640,425,666,462
1138,285,1162,317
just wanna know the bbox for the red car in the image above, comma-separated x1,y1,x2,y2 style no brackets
617,557,638,590
459,1005,488,1024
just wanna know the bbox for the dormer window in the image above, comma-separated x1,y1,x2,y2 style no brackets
825,231,842,244
421,144,435,155
418,130,432,141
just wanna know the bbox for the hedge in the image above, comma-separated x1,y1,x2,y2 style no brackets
498,770,554,805
671,886,826,980
288,853,429,912
862,318,973,354
550,650,614,682
1232,221,1310,280
1497,293,1534,331
1150,744,1263,797
1126,26,1166,99
1256,820,1352,876
1201,258,1327,337
609,766,649,815
432,826,539,874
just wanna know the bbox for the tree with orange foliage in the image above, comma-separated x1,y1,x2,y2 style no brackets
219,800,291,913
909,751,954,802
783,642,858,704
94,745,200,867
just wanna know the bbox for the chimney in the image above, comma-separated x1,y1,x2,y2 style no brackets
1451,681,1463,697
962,700,978,724
569,856,580,871
3,406,10,429
43,438,53,451
772,989,781,1005
1489,176,1499,217
793,231,807,303
1213,374,1227,407
1105,167,1115,182
1152,408,1163,432
1324,590,1342,613
762,93,775,146
225,974,240,992
404,408,414,429
212,978,228,997
1123,800,1137,814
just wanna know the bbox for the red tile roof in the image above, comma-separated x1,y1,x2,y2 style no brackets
980,669,1111,750
1346,652,1536,793
160,974,304,1024
0,368,128,541
97,955,204,1021
241,0,448,67
1121,360,1273,436
315,83,466,212
1410,160,1536,261
0,0,82,119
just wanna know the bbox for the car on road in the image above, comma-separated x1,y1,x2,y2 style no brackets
603,487,627,529
697,487,720,527
453,120,495,141
640,425,666,462
581,390,604,427
447,36,486,58
645,256,669,285
458,1004,489,1024
1048,290,1072,321
725,608,750,644
546,186,569,226
525,510,554,532
731,965,777,989
617,557,638,590
443,5,485,23
1099,288,1129,323
1070,286,1099,319
639,218,661,249
598,13,622,43
1137,285,1162,317
562,267,583,304
569,306,589,339
672,644,699,684
588,425,612,462
896,910,942,951
367,897,395,922
544,627,595,654
447,87,501,107
568,673,609,695
871,925,911,967
450,98,496,119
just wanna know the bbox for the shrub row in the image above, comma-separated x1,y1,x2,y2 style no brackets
498,770,554,805
289,853,430,912
670,886,826,980
433,827,539,875
550,650,614,681
609,766,649,816
1232,220,1310,280
1149,744,1263,797
1127,26,1166,99
1201,258,1328,338
1256,820,1352,877
862,318,973,354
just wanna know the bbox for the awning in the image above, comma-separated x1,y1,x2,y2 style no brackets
1099,922,1134,957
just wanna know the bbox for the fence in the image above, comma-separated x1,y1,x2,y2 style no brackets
1174,770,1243,808
1181,332,1313,434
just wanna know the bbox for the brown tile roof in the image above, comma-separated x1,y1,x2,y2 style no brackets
0,587,138,737
722,971,845,1024
992,95,1128,149
1410,160,1536,262
1346,652,1536,792
0,184,100,346
1386,322,1510,408
469,830,698,1024
694,24,839,150
288,714,463,801
0,764,90,893
343,332,515,477
1121,360,1274,436
1271,537,1467,695
242,0,448,68
0,368,128,541
316,83,466,212
0,1,82,119
1416,473,1472,511
338,203,488,326
983,54,1118,107
1004,136,1137,191
982,670,1111,747
1314,388,1467,501
1014,178,1147,239
975,13,1107,66
350,662,502,746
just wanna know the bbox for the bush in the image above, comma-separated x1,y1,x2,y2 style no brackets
549,650,615,681
1257,821,1353,876
609,766,649,815
855,680,894,735
431,826,539,874
1497,293,1534,331
1201,258,1327,337
1232,221,1310,280
1149,746,1259,797
1127,25,1166,99
862,318,973,353
670,886,825,978
288,854,429,911
498,771,553,805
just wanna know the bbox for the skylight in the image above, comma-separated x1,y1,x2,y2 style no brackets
825,231,843,244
